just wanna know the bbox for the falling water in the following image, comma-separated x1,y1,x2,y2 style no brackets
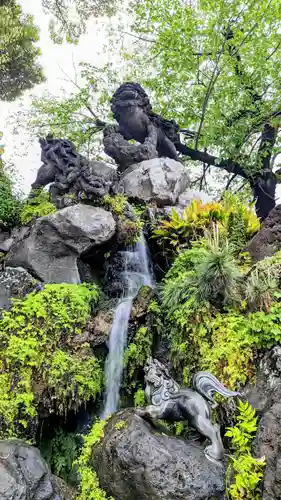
102,231,153,418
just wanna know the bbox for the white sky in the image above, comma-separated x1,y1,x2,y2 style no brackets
0,0,117,194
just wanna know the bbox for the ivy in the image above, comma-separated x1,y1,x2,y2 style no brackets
0,283,102,439
76,419,114,500
225,401,265,499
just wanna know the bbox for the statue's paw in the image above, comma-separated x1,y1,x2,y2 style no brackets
135,407,146,417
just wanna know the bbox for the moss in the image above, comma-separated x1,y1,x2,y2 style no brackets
123,326,153,389
103,194,143,246
114,420,127,430
0,283,102,439
20,189,56,225
103,194,127,216
76,419,114,500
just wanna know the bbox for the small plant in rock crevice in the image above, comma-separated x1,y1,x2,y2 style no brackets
103,194,143,246
20,188,56,225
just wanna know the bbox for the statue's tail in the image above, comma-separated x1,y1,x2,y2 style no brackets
192,372,241,404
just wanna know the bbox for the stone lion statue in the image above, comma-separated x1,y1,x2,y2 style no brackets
136,358,240,461
103,82,185,168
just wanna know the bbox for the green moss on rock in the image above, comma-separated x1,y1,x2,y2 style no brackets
0,283,102,439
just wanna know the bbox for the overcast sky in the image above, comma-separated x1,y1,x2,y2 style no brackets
0,0,117,194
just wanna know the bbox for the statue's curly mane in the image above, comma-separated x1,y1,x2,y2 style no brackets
111,82,180,143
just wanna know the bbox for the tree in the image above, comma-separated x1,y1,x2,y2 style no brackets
0,0,44,101
27,0,281,219
42,0,119,44
121,0,281,219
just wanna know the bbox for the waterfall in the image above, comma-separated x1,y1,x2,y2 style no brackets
102,231,153,418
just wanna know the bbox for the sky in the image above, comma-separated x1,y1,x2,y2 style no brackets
0,0,119,194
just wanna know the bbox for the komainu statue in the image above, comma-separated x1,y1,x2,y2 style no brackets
31,135,116,208
136,358,240,461
103,82,189,169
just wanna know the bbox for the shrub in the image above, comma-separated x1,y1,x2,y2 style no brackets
20,189,56,225
0,283,102,439
152,194,260,258
0,160,21,228
41,429,80,484
225,401,265,499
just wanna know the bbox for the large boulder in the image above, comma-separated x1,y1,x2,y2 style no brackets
6,204,116,283
244,347,281,499
0,267,40,310
0,440,63,500
116,158,190,207
94,409,226,500
247,204,281,262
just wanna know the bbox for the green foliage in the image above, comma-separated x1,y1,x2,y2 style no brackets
41,429,80,484
42,0,118,44
152,197,259,258
103,194,128,216
0,0,44,101
162,243,281,388
225,401,265,499
0,283,102,439
133,388,146,407
124,326,153,389
20,189,56,225
76,419,114,500
0,160,21,228
195,228,242,307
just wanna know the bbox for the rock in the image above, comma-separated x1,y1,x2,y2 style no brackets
94,409,226,500
178,188,212,207
53,477,77,500
0,439,63,500
244,347,281,499
247,204,281,262
0,267,39,310
131,285,154,320
78,310,114,348
116,158,190,207
6,204,116,283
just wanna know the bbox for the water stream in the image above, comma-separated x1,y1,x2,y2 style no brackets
102,231,153,418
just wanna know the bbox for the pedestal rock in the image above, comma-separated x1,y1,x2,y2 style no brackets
93,409,226,500
116,158,190,207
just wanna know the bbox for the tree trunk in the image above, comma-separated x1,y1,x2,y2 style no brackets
251,172,277,221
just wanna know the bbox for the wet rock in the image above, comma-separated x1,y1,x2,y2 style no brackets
80,309,115,348
244,347,281,499
131,285,154,320
94,409,226,500
6,204,116,283
0,439,63,500
116,158,190,207
247,204,281,262
0,266,39,310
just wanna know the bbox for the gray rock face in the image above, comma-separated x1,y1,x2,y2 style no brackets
94,409,226,500
178,188,212,207
244,347,281,499
116,158,190,207
0,267,39,310
0,440,63,500
6,204,116,283
247,204,281,262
